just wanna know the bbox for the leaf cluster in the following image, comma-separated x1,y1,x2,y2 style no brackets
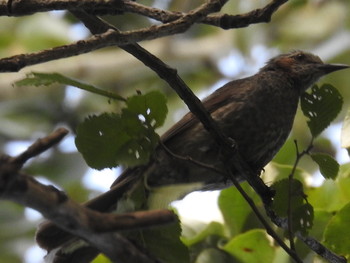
75,91,167,169
17,72,168,170
300,84,342,179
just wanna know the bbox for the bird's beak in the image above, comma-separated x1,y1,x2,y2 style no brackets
319,63,349,74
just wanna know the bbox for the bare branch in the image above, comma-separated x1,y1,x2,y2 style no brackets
0,128,69,189
0,130,175,263
1,0,125,16
124,0,288,29
1,0,288,31
0,0,223,72
16,127,69,165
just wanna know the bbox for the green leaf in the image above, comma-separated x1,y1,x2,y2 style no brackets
310,153,339,180
92,254,112,263
75,113,128,169
182,222,225,247
291,203,314,236
323,202,350,257
341,107,350,155
307,180,344,212
15,72,125,101
271,179,313,235
218,183,261,237
126,91,168,128
75,92,167,169
74,113,154,170
267,162,310,183
271,179,305,217
223,229,275,263
148,183,204,209
300,84,343,137
194,248,234,263
139,216,190,263
308,210,334,240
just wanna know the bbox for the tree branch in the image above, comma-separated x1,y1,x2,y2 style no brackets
0,0,125,16
124,0,288,29
0,0,223,72
0,0,288,73
0,129,175,263
1,0,288,31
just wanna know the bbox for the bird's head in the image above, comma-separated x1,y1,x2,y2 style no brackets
262,50,349,91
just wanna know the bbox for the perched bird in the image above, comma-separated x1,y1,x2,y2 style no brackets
36,50,349,262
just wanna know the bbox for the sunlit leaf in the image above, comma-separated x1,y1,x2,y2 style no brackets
218,183,261,237
92,254,112,263
310,153,339,180
301,84,343,137
223,229,275,263
341,107,350,155
148,183,204,209
15,72,125,101
307,180,344,212
323,202,350,257
194,248,233,263
182,222,225,247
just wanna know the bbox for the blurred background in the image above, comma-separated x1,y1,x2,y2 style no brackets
0,0,350,262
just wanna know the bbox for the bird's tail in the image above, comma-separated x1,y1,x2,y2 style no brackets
35,168,141,262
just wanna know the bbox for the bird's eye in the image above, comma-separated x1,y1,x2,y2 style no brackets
294,53,305,61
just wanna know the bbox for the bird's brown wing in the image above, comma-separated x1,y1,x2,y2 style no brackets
161,78,247,144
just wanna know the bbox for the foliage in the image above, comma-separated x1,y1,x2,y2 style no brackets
323,202,350,258
310,153,339,180
301,84,343,137
75,91,167,169
16,72,126,101
1,1,350,263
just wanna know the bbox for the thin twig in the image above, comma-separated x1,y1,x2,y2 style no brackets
0,128,69,190
160,141,303,263
124,0,288,29
225,168,303,263
159,140,226,176
15,127,69,165
287,139,314,250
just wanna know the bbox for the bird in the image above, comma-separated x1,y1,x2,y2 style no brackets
35,50,349,262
